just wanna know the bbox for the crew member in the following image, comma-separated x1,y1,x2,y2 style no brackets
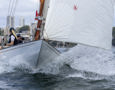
7,27,18,46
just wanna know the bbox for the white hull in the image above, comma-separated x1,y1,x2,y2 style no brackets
37,41,60,67
0,40,42,68
0,40,60,68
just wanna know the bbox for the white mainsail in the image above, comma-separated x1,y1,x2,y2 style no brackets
43,0,115,49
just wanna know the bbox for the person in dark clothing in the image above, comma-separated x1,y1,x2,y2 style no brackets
17,34,24,44
0,27,18,49
7,27,18,46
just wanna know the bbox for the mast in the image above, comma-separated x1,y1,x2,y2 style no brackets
35,0,45,40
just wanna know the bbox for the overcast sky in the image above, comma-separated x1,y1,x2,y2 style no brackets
0,0,40,28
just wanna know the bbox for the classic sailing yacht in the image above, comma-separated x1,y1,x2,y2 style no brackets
0,0,114,68
37,0,115,66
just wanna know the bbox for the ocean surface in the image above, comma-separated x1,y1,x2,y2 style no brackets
0,45,115,90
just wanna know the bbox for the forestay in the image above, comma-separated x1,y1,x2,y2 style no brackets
43,0,115,49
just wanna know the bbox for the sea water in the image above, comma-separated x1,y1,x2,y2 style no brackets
0,45,115,90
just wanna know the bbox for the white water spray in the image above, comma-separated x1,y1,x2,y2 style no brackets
64,45,115,76
0,43,114,78
36,44,115,77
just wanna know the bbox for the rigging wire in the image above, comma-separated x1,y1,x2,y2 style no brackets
7,0,19,16
7,0,12,16
12,0,18,16
7,0,19,28
10,0,16,16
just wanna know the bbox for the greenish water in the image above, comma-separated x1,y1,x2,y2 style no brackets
0,72,115,90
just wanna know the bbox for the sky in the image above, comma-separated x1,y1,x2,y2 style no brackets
0,0,40,28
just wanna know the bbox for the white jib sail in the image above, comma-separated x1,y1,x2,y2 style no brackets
43,0,115,49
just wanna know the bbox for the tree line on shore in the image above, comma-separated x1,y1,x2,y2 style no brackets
112,27,115,46
113,27,115,38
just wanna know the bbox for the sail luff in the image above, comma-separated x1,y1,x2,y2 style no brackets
43,0,114,49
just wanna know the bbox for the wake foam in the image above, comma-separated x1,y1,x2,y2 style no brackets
0,57,34,74
0,44,115,80
35,44,115,79
67,45,115,76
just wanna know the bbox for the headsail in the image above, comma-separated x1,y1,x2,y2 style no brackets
43,0,114,49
